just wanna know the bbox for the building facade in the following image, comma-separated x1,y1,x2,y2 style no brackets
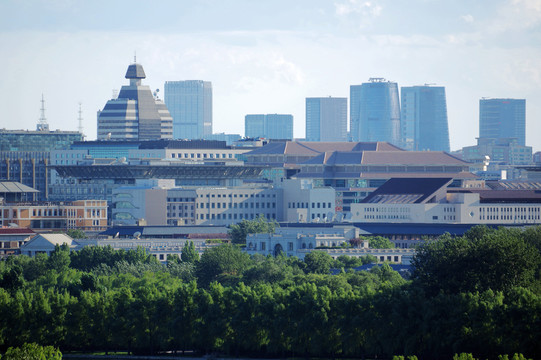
462,137,532,166
479,98,526,146
350,78,400,145
97,63,173,141
164,80,212,140
0,228,36,258
111,184,280,226
245,114,294,140
400,85,450,152
350,177,541,226
306,97,347,142
0,199,107,231
0,129,83,152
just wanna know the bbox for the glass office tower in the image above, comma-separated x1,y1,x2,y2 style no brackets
164,80,213,140
400,85,450,151
245,114,293,140
350,78,400,146
306,97,347,142
479,98,526,146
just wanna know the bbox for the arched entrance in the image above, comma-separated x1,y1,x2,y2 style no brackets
274,243,284,257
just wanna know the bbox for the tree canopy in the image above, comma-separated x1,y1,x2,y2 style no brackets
228,215,278,244
411,226,541,295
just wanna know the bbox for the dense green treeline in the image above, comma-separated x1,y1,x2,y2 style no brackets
0,227,540,359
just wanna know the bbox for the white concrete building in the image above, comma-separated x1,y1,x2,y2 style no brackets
350,177,541,225
282,179,335,222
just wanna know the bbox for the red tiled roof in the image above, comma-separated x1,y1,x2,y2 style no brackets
360,151,470,165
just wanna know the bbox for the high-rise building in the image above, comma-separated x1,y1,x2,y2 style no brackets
400,85,450,152
97,62,173,141
245,114,293,140
306,97,347,142
350,78,400,145
164,80,212,139
479,98,526,146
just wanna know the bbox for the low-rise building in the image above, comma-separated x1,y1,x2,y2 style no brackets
245,227,414,264
0,227,36,257
350,177,541,226
0,199,107,231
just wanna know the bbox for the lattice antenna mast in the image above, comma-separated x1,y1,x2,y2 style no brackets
37,94,49,131
77,102,84,135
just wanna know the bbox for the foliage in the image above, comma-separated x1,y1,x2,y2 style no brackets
0,226,540,359
181,241,200,263
303,251,334,274
228,214,277,245
412,226,541,295
366,235,395,249
196,244,251,286
1,343,62,360
65,229,87,239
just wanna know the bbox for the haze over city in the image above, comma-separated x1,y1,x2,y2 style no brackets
1,0,540,151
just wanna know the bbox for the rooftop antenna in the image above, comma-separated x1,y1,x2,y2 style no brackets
134,51,137,63
37,94,49,131
77,102,85,138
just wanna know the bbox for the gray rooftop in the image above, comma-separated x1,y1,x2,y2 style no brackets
125,63,146,79
0,181,39,193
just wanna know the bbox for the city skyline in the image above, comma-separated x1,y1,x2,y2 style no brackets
1,0,540,151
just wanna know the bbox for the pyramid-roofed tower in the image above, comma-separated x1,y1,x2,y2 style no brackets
97,62,172,141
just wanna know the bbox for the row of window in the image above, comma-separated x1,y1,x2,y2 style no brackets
288,202,332,209
199,193,276,198
171,153,234,159
479,206,541,221
198,202,276,209
198,213,276,221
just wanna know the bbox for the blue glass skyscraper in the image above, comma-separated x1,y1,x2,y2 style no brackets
164,80,212,140
245,114,293,140
306,97,347,142
350,78,400,145
479,98,525,146
400,85,450,151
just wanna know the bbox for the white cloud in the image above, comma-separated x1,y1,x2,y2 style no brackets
334,0,382,17
461,14,474,23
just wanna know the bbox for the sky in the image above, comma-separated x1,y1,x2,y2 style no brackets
0,0,540,152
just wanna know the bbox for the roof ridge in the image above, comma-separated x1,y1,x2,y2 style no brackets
296,141,322,154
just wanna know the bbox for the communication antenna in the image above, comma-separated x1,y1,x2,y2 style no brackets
77,102,85,137
37,94,49,131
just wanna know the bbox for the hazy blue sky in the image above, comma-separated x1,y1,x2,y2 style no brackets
1,0,540,151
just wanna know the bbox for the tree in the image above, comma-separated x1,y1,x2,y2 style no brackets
1,343,62,360
181,240,200,263
367,236,395,249
47,244,71,272
228,215,278,245
411,227,541,295
304,251,334,274
196,244,251,286
66,229,87,239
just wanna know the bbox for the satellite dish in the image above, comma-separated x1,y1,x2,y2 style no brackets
133,231,141,239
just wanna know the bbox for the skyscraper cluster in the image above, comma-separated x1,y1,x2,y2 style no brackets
349,79,450,151
306,79,449,150
94,62,527,155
